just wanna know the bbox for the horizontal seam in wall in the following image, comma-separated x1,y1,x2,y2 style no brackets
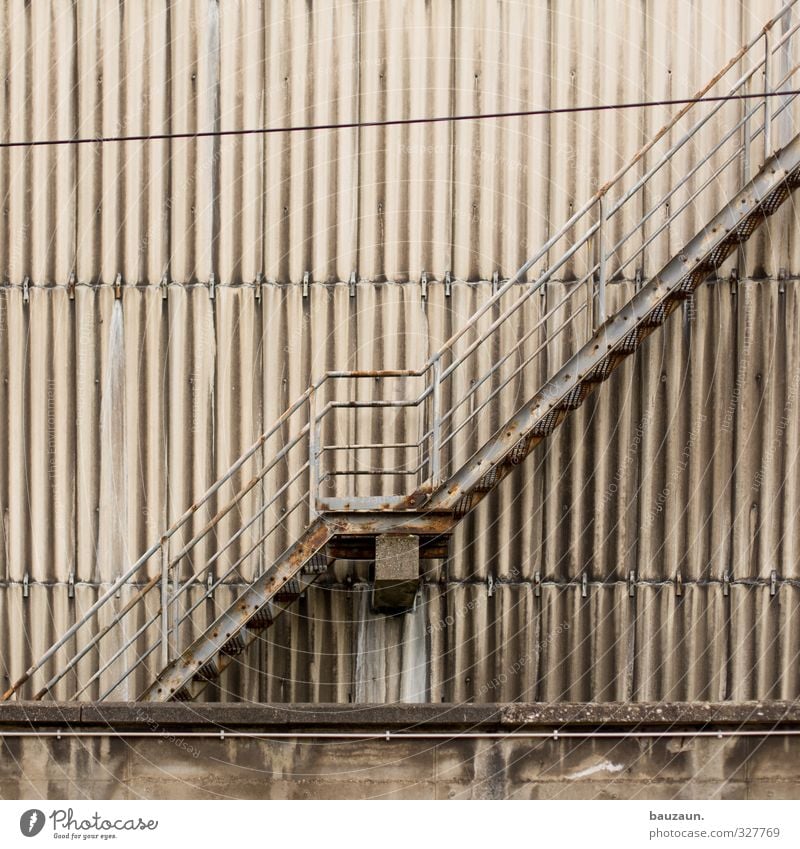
0,276,795,291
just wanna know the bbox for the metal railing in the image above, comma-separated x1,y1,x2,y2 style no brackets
311,0,800,511
2,388,318,701
3,1,798,701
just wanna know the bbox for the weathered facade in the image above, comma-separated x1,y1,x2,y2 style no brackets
1,703,800,799
0,0,797,283
0,0,799,709
2,278,799,704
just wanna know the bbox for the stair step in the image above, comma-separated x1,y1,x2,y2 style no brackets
732,215,760,242
707,236,737,269
245,603,274,630
760,182,790,216
668,286,694,301
138,519,335,703
615,328,643,355
583,354,618,383
643,300,675,327
508,435,532,465
672,267,709,300
193,659,219,682
474,466,499,492
275,577,302,602
220,632,247,656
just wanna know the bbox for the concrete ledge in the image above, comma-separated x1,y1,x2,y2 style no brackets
0,701,798,730
0,704,83,724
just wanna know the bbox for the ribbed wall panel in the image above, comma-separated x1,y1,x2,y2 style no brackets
0,0,797,285
1,0,800,703
1,278,799,583
1,277,799,702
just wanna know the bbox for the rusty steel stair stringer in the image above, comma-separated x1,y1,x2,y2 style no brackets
425,137,800,517
138,518,338,702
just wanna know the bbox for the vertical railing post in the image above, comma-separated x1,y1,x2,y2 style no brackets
308,385,319,519
430,356,442,489
740,60,753,276
764,28,773,160
776,8,792,151
171,553,180,661
742,91,752,182
596,194,607,330
160,538,170,669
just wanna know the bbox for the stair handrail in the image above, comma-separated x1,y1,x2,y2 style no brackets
311,0,799,503
1,386,315,701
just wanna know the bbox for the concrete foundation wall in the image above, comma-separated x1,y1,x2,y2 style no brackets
1,703,798,800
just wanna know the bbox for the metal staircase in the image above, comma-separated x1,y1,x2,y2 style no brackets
4,2,800,703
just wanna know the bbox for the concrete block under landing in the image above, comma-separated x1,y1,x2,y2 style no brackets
372,534,420,614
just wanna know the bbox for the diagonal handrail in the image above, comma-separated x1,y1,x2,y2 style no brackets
2,387,315,701
312,0,800,508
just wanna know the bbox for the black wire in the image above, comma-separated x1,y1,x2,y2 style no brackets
0,89,797,149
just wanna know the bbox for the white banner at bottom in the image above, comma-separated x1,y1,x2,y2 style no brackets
0,800,797,849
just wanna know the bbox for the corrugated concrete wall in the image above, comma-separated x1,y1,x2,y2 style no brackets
0,0,799,702
1,278,799,702
0,0,796,286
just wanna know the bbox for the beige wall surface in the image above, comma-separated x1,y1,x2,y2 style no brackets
1,278,798,703
0,0,796,286
2,720,799,799
0,1,798,703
